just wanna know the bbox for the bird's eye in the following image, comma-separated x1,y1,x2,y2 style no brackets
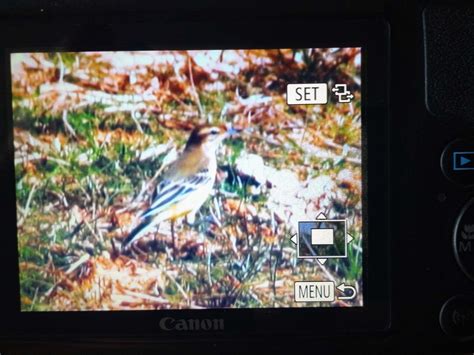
209,128,219,135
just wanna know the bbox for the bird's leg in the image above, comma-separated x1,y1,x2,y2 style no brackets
153,232,158,253
152,222,161,254
184,211,196,226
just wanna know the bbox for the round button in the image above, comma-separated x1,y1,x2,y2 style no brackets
454,198,474,281
441,138,474,186
440,295,474,338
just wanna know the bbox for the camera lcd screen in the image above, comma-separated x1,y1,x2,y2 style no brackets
11,48,363,311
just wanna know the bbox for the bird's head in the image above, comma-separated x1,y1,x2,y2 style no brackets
185,124,237,153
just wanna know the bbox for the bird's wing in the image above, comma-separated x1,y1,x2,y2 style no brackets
141,168,211,219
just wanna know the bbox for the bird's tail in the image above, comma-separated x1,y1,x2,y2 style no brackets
121,216,157,251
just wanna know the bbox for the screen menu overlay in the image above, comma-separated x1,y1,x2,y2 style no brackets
11,48,363,311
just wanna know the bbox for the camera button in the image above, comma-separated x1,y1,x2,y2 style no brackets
441,138,474,186
454,198,474,281
440,295,474,338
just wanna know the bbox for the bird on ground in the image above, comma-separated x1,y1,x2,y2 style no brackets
121,124,236,254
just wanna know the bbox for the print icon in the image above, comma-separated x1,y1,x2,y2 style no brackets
331,84,354,103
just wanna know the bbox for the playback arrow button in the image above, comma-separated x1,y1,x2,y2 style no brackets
454,152,474,171
441,139,474,186
461,156,471,166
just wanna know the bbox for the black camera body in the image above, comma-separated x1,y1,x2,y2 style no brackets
0,1,473,353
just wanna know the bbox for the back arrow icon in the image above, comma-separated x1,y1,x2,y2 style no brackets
336,283,357,300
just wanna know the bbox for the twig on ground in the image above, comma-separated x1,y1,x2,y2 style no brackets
20,181,38,224
30,287,39,311
312,259,336,283
130,108,144,133
83,217,102,244
188,57,204,120
62,109,77,138
121,289,168,304
15,153,70,167
207,248,213,287
160,266,189,302
65,254,90,275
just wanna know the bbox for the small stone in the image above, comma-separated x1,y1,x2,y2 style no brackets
235,153,267,185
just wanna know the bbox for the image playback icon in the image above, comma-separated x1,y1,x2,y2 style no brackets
453,151,474,171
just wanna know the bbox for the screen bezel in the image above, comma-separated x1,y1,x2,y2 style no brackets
0,17,390,341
